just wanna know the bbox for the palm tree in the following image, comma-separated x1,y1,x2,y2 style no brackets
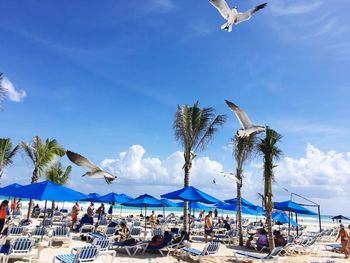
0,138,19,181
21,136,65,218
45,162,72,210
174,101,226,232
257,127,282,251
232,134,256,246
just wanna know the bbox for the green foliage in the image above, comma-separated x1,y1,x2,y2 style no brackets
20,136,65,180
45,162,72,185
0,138,19,178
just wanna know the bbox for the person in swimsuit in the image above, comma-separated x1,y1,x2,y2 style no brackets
336,224,349,258
204,211,214,243
150,211,157,229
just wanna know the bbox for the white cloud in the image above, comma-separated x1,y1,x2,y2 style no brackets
0,75,26,102
269,1,321,16
275,144,350,199
101,145,223,188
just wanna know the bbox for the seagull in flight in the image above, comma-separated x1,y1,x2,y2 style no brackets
66,150,117,184
225,100,265,137
209,0,267,32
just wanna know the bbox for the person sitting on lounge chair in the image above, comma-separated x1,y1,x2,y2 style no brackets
256,228,268,250
118,222,129,241
274,230,286,247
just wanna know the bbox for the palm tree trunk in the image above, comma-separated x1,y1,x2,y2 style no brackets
236,168,244,246
265,174,275,251
27,168,39,219
183,160,190,233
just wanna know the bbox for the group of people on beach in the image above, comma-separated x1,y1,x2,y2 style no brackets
336,224,350,258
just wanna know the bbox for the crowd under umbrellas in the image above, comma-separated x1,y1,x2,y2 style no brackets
0,179,329,262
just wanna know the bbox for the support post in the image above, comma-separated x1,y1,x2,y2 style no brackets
318,205,322,232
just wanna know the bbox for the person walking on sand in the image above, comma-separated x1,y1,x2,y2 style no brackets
71,202,80,227
0,200,9,233
204,211,214,243
336,224,349,258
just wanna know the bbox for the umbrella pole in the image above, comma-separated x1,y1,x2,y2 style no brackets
120,205,123,217
288,210,291,236
144,206,147,239
318,205,322,233
41,200,48,241
163,207,165,220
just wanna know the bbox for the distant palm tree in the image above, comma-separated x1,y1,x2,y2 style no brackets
0,138,19,181
45,162,72,210
21,136,65,218
257,127,282,251
232,134,256,246
174,101,226,232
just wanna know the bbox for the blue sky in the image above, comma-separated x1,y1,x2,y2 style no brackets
1,0,350,215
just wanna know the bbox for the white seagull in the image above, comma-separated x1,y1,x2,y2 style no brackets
225,100,265,137
209,0,267,32
66,150,117,184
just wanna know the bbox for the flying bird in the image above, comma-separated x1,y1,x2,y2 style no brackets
213,178,216,184
66,150,117,184
209,0,267,32
225,100,265,137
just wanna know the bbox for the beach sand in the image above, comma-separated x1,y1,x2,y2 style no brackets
3,208,347,262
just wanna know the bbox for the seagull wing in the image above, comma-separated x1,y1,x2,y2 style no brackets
225,100,252,129
236,3,267,24
66,151,100,171
209,0,231,20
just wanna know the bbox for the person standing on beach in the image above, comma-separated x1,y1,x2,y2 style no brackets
150,210,157,229
87,203,94,217
204,211,214,242
16,199,22,211
71,202,80,227
108,202,114,216
336,224,349,258
0,200,9,233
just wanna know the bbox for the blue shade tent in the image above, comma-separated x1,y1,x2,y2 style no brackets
81,193,101,202
274,200,317,215
97,192,132,204
120,193,133,200
161,186,220,204
216,202,257,215
0,183,23,196
122,194,167,237
9,180,87,201
160,199,178,207
224,198,256,208
272,212,299,226
177,202,209,209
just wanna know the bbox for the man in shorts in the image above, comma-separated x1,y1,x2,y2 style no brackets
204,211,214,242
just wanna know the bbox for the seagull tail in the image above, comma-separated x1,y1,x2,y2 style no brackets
221,22,232,32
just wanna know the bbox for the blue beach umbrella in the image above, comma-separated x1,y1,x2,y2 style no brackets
0,183,23,196
224,198,256,208
274,200,316,215
97,192,132,203
161,186,220,204
122,194,167,236
81,193,101,202
160,199,178,207
216,202,257,215
272,212,299,226
9,180,87,201
177,201,209,209
120,193,133,200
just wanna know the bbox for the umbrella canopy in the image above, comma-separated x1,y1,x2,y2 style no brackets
272,212,299,226
81,193,101,202
122,194,165,207
161,186,220,204
160,199,178,207
177,201,209,209
224,198,256,208
332,215,350,220
274,200,317,215
216,202,257,215
8,180,87,201
97,192,133,204
0,183,23,196
120,193,133,200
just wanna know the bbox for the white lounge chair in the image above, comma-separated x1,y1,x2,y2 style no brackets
53,245,99,263
1,237,35,263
